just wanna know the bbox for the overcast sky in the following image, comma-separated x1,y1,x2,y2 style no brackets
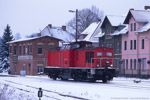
0,0,150,38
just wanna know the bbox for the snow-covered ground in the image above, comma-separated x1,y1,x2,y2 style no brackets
0,74,150,100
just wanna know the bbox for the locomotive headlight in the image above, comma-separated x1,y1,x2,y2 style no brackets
96,62,100,67
110,64,113,67
96,64,99,67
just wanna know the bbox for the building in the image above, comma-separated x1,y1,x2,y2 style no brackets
122,8,150,78
95,15,128,74
77,21,101,47
9,36,61,75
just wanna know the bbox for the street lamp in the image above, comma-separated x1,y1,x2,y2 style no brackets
69,9,78,42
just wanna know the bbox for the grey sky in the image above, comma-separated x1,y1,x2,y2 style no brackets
0,0,149,38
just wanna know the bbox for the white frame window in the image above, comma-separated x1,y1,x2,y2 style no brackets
142,58,146,71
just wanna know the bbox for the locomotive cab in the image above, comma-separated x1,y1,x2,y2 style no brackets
61,41,93,50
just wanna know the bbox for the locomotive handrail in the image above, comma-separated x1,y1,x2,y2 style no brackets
90,57,121,68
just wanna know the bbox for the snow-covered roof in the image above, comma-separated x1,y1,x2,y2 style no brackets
124,10,150,24
106,15,126,26
131,10,150,22
8,36,61,44
72,22,101,43
82,22,101,42
111,25,128,36
94,32,104,38
136,22,150,32
40,25,74,42
81,22,100,35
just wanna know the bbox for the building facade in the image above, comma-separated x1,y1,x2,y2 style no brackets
98,15,127,74
122,9,150,78
9,36,61,75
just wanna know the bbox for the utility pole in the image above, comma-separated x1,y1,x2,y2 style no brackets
69,9,78,42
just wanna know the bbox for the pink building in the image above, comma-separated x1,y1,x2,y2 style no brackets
122,8,150,78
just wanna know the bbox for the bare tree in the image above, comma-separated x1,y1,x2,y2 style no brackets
14,33,21,40
67,6,104,35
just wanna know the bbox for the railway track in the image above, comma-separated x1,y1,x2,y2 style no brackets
1,80,89,100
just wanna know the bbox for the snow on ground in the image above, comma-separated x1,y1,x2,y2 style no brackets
0,74,150,100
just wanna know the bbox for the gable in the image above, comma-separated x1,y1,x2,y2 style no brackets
101,17,112,29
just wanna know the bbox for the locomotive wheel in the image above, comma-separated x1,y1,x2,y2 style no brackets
89,78,96,82
61,77,68,81
52,75,57,80
102,76,108,83
74,75,81,81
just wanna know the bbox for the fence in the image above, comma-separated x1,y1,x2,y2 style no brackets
117,68,150,79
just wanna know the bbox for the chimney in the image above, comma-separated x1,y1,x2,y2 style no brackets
37,33,41,37
48,24,52,28
130,8,134,10
62,25,66,31
144,6,150,10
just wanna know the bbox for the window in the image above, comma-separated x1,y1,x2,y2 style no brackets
124,41,127,50
130,40,132,50
23,46,25,55
66,45,71,50
29,45,32,55
85,52,94,63
134,23,136,31
13,46,17,55
97,52,102,56
72,44,80,49
142,58,146,71
142,39,144,49
117,42,119,51
60,45,66,50
107,52,112,56
130,59,132,70
19,46,22,55
134,59,136,70
28,45,29,55
130,23,133,31
38,45,42,55
37,66,43,73
134,40,136,50
126,59,128,69
9,46,12,53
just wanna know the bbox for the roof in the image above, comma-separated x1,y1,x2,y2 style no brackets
81,22,100,35
75,21,101,43
40,25,74,42
136,22,150,32
96,15,127,38
124,10,150,24
105,15,126,26
111,25,128,36
8,36,62,44
82,22,101,42
94,32,104,38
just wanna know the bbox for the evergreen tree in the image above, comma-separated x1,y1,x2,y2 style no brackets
0,24,14,70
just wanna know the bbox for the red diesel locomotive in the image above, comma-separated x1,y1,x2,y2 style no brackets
44,41,116,83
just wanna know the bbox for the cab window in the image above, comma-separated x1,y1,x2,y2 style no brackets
66,45,71,50
86,44,92,47
72,44,80,49
60,45,66,50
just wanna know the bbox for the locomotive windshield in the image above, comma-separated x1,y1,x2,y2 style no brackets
66,45,71,50
72,44,80,49
60,45,71,50
60,45,66,50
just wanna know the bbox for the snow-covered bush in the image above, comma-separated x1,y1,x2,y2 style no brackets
0,84,36,100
